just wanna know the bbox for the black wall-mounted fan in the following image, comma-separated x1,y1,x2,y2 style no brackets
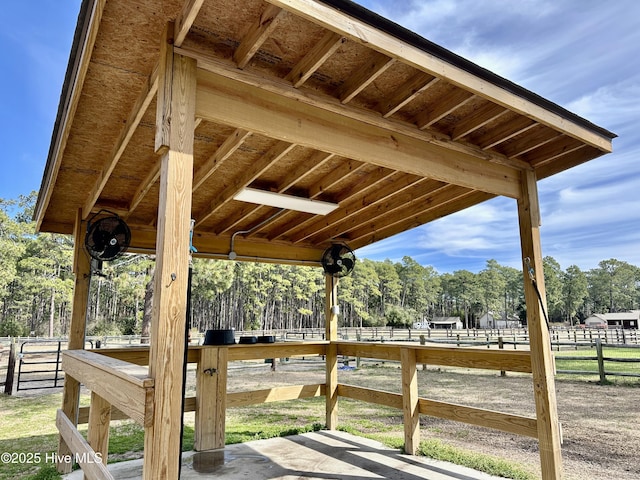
321,244,356,278
85,213,131,262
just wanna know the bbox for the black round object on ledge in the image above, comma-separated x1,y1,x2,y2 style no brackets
239,335,258,344
257,335,276,343
204,329,236,345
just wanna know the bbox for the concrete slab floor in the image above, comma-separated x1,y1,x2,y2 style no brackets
64,430,507,479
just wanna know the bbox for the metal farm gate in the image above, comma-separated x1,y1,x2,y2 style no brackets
16,340,64,391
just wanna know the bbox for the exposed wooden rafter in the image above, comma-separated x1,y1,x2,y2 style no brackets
193,128,252,191
192,63,522,198
234,4,285,68
195,140,296,227
285,30,346,87
337,52,395,104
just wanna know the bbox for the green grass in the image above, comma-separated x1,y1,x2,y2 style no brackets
554,346,640,384
1,392,532,480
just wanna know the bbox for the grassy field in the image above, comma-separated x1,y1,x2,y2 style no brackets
554,345,640,383
0,385,535,480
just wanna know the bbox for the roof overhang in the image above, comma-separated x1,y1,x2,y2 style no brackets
34,0,615,264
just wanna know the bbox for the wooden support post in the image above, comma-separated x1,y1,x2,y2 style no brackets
87,392,111,475
144,22,197,480
401,347,420,455
195,347,228,451
517,169,563,480
57,210,91,474
325,274,339,429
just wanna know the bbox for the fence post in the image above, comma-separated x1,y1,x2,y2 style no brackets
498,337,506,377
4,340,17,395
595,338,606,384
419,335,426,370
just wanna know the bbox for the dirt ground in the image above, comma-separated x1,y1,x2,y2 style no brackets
224,360,640,480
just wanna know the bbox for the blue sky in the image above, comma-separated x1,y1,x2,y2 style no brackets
1,1,638,274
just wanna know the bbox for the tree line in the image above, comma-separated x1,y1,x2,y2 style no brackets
1,193,639,337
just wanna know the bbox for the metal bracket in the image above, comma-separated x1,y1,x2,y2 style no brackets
203,368,217,376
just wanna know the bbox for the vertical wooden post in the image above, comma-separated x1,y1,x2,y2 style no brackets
517,169,563,480
195,347,228,451
325,274,339,430
595,338,606,384
87,392,111,472
57,209,91,474
144,22,197,480
401,347,419,455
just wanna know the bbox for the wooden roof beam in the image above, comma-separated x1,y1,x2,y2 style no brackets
269,166,395,241
194,67,522,198
501,128,564,158
195,140,296,227
416,87,475,129
246,159,365,239
337,51,395,104
451,102,509,141
234,4,286,68
174,0,205,47
379,72,438,118
214,150,335,236
82,65,158,219
264,0,612,152
180,48,524,174
523,137,586,168
285,30,346,87
298,175,432,244
348,188,493,248
477,116,538,150
312,179,450,244
193,128,252,191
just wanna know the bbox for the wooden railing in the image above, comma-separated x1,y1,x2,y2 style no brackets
60,340,537,478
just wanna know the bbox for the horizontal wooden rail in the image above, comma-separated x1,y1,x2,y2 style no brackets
335,341,532,373
62,350,154,426
56,409,113,480
91,341,329,365
337,383,538,438
78,384,326,424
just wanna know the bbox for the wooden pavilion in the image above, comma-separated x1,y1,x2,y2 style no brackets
34,0,615,479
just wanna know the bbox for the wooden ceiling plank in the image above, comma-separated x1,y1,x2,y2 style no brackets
523,138,586,167
337,52,395,104
416,87,475,129
127,156,161,216
267,166,396,241
451,102,509,141
278,150,335,192
264,0,613,152
349,190,495,249
304,177,440,245
502,129,564,158
535,146,606,180
307,159,364,198
193,128,252,191
82,66,159,219
379,72,438,118
477,116,538,150
285,30,346,88
234,4,286,68
346,184,473,242
245,159,365,239
195,141,295,227
174,0,206,47
194,67,522,198
180,48,523,172
247,151,336,236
